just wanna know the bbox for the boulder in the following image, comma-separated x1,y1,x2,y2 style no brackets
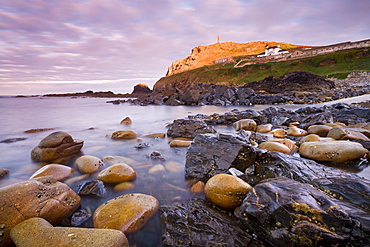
160,198,264,247
327,127,370,141
10,217,128,247
31,131,83,162
307,124,332,137
0,177,81,246
93,193,158,234
286,126,307,136
185,131,260,179
167,119,216,138
235,177,370,247
111,130,137,139
97,163,137,183
204,174,252,210
0,168,10,178
74,155,104,174
169,139,192,147
232,119,257,131
30,164,75,181
258,141,292,154
120,117,132,125
131,83,152,94
299,141,367,163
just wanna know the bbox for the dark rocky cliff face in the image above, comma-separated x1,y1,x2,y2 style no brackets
131,83,152,94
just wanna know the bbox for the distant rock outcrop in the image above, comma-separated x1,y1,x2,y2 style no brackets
131,83,152,94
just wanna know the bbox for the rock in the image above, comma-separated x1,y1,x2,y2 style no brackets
256,123,272,133
31,131,83,162
97,163,137,184
111,130,137,139
167,119,216,138
307,124,332,136
104,156,136,166
0,137,27,143
232,119,257,131
300,134,335,143
160,198,264,247
149,151,165,160
327,127,370,141
144,133,166,138
204,173,252,210
268,139,298,152
93,193,159,234
10,217,128,247
271,128,286,138
286,126,307,137
24,128,55,133
131,83,152,94
258,141,292,154
148,164,166,174
113,182,135,192
120,117,132,125
299,141,367,163
0,177,81,246
62,209,91,227
74,155,104,174
0,168,10,178
30,164,75,181
134,142,151,149
190,181,205,193
77,180,107,197
234,177,370,247
165,161,183,173
169,139,192,147
185,131,260,179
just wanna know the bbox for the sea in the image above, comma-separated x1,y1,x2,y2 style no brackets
0,94,369,246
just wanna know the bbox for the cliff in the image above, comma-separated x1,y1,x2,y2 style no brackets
165,41,301,76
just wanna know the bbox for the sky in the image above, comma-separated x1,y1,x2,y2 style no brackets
0,0,369,95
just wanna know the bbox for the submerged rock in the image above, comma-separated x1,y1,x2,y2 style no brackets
31,131,83,162
30,164,75,181
97,163,137,183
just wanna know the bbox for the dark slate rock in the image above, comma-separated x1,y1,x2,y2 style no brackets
77,180,107,197
0,137,27,143
185,130,260,179
167,119,216,138
235,177,370,247
160,198,265,247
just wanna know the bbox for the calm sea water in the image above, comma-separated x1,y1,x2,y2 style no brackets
0,95,369,246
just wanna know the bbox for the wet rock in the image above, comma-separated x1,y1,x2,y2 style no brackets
0,168,10,178
185,130,260,179
62,209,91,227
165,161,183,173
120,117,132,125
160,198,265,247
149,151,165,160
134,142,151,149
31,131,83,162
300,134,335,143
97,163,137,183
77,180,107,197
327,127,370,141
299,141,367,163
189,181,205,193
167,119,216,138
169,139,192,147
0,177,81,246
258,141,291,154
232,119,257,131
235,177,370,247
113,182,135,192
74,155,104,174
144,133,166,138
24,128,55,133
132,83,152,94
30,164,75,181
307,124,332,137
10,217,128,247
148,164,165,174
0,137,27,143
256,123,272,133
269,138,298,152
111,130,137,139
93,193,159,234
204,174,252,210
286,126,307,136
271,128,286,138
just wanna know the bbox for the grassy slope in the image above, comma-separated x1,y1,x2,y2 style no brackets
154,47,370,90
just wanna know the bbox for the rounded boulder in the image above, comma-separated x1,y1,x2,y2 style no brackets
75,155,104,174
97,163,137,183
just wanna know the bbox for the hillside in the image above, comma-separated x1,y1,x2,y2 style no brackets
166,41,303,76
154,46,370,93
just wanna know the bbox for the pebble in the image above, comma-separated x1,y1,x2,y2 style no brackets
30,164,75,181
104,156,137,166
93,193,159,234
10,217,128,247
232,119,257,131
271,128,286,138
98,163,137,183
144,133,166,138
169,139,192,147
165,161,183,173
204,174,252,210
307,125,332,137
256,123,272,133
120,117,132,125
113,182,135,192
190,181,205,193
148,164,166,174
74,155,104,174
286,126,307,137
0,168,10,178
269,139,298,152
327,127,370,141
258,141,291,154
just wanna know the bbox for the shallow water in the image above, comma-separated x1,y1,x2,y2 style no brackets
0,95,369,246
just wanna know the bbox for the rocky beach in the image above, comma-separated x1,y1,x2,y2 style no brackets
0,89,369,246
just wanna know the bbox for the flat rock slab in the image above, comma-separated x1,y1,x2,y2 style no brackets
10,217,128,247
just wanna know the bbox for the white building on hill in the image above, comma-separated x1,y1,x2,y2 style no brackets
257,45,289,57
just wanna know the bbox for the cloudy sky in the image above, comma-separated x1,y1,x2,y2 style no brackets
0,0,369,95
